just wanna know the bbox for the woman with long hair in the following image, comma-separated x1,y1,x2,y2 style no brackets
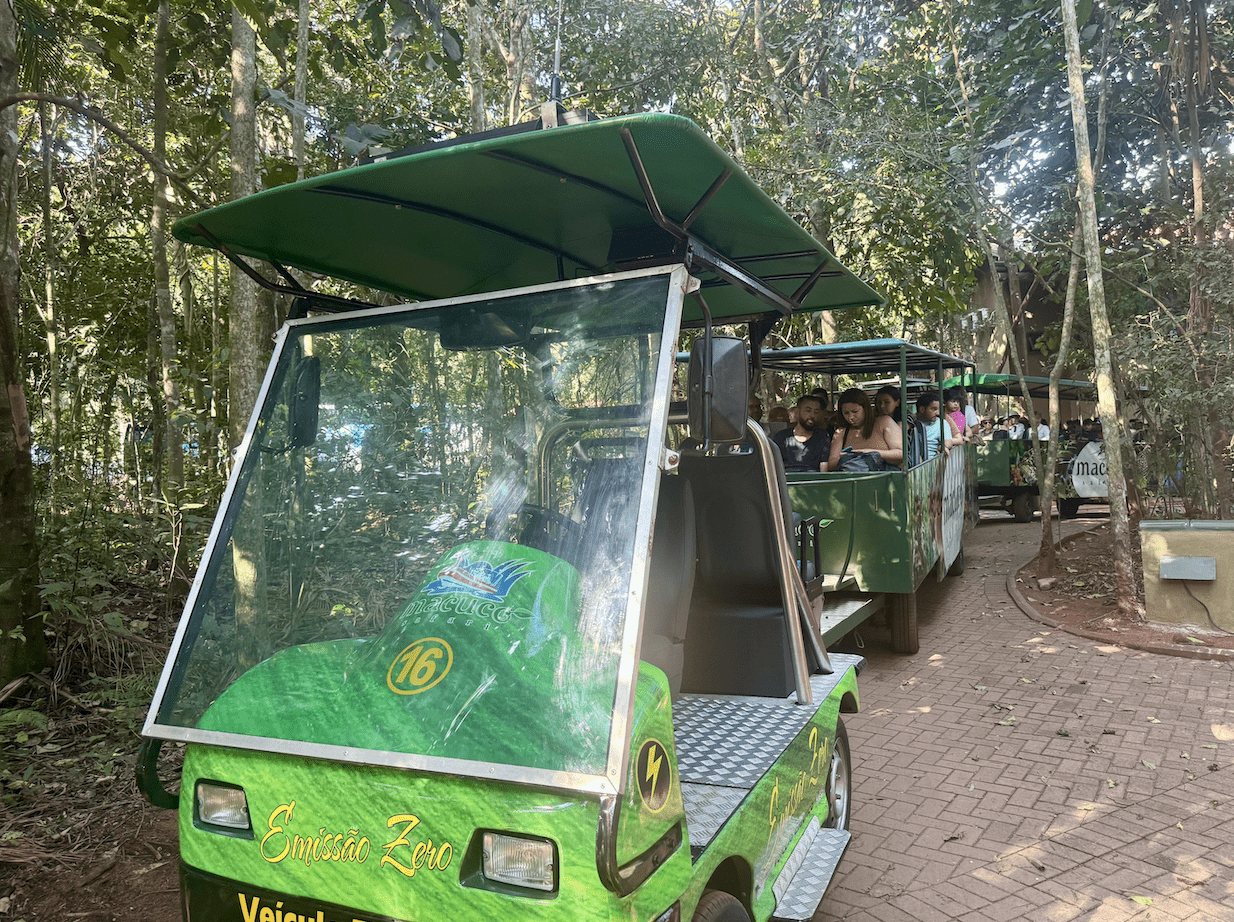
828,388,904,469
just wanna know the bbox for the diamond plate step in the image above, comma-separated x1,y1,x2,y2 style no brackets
770,821,852,921
818,592,883,647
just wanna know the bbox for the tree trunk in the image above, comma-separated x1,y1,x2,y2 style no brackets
151,0,183,492
753,0,791,130
1061,0,1137,615
293,0,309,181
1037,221,1082,575
0,0,49,684
230,6,266,664
468,1,486,133
38,102,59,507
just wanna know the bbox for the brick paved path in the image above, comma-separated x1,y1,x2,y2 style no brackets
819,516,1234,922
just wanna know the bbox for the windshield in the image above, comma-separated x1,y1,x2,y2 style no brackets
147,270,681,784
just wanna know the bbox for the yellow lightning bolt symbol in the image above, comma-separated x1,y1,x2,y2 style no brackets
645,743,663,794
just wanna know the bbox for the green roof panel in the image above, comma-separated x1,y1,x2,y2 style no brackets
173,113,881,323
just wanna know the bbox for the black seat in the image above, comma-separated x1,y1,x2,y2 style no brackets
641,474,696,698
676,443,799,698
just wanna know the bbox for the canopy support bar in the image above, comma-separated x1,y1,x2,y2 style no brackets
619,128,797,317
189,223,382,314
793,257,838,303
682,168,732,230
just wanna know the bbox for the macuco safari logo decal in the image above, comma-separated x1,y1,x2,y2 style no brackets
386,638,453,695
635,738,671,812
422,556,532,602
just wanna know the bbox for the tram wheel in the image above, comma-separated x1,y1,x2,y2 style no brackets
1058,498,1081,519
1011,493,1037,522
947,547,965,577
823,718,852,831
889,592,919,654
692,890,751,922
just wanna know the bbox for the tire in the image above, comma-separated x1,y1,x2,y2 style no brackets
888,592,919,654
1011,492,1036,522
692,890,751,922
823,718,852,831
947,546,965,577
1058,498,1081,519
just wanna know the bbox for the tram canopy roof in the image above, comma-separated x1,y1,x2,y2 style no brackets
939,372,1095,402
760,339,971,377
172,112,882,325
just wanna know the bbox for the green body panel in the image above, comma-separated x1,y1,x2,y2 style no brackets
786,471,914,594
787,447,977,594
976,439,1012,487
686,670,860,920
975,440,1044,494
196,542,616,776
616,664,686,865
178,660,859,922
179,742,692,922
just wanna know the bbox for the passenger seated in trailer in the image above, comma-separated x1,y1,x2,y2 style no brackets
767,405,791,434
748,394,765,427
827,387,903,471
875,384,904,423
772,393,832,472
944,388,976,441
913,390,961,463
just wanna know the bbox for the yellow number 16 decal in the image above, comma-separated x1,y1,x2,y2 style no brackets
387,638,453,695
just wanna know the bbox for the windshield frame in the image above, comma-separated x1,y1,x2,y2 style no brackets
141,264,690,796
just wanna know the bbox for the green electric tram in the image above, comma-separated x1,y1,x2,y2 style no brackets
758,341,979,655
939,372,1099,521
137,111,884,922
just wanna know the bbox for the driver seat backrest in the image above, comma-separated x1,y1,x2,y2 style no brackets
641,473,696,699
676,434,797,698
567,455,640,572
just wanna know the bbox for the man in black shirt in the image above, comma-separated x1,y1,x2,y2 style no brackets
772,394,832,472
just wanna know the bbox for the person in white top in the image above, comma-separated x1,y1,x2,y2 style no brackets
1036,417,1050,440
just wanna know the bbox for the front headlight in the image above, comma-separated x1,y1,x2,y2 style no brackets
195,781,252,835
481,831,556,892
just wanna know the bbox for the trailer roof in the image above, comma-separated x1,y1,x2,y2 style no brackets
172,112,882,324
939,372,1095,401
760,339,971,376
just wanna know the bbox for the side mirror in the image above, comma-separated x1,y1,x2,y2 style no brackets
288,356,321,449
688,335,749,444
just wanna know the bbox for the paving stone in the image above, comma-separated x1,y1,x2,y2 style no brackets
814,518,1234,922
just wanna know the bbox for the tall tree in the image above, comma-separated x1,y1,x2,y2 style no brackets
0,0,49,684
1062,0,1137,614
151,0,182,492
229,6,266,664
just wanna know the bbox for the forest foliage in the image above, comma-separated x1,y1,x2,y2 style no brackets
1,0,1232,692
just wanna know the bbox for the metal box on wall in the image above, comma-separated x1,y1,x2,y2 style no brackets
1140,520,1233,631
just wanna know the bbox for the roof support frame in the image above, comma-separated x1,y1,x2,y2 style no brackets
618,127,808,318
189,223,383,314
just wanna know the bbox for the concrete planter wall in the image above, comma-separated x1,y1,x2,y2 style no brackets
1140,520,1234,632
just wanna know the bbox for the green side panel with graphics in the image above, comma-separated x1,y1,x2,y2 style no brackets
786,472,913,594
684,670,860,920
788,448,976,594
976,439,1012,487
618,663,687,864
180,740,694,922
